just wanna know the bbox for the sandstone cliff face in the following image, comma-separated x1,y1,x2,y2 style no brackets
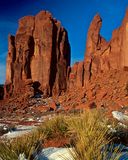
84,9,128,81
68,14,109,89
4,8,128,110
5,11,70,98
68,61,84,90
68,9,128,90
84,14,109,83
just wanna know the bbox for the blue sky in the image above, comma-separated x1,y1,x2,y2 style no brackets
0,0,128,84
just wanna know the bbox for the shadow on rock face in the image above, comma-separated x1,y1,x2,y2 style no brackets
32,81,41,89
0,85,4,100
32,81,43,98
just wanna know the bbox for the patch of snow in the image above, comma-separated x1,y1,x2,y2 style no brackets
107,125,117,133
18,153,27,160
2,130,31,139
16,125,36,131
37,146,128,160
0,123,5,127
118,122,128,128
37,147,73,160
1,125,37,139
112,111,128,122
28,118,34,121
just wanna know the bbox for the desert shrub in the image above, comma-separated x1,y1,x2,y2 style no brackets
64,109,124,160
0,110,125,160
0,142,18,160
38,115,68,139
110,124,128,146
0,129,44,160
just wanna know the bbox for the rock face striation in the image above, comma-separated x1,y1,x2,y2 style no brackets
4,11,70,98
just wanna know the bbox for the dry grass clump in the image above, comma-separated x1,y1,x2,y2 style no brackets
38,115,68,139
64,110,124,160
0,116,68,160
0,109,125,160
0,129,44,160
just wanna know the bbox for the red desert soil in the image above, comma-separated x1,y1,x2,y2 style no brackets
43,137,70,148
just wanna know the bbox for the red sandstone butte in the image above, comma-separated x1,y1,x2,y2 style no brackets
68,9,128,89
4,11,70,98
84,9,128,81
